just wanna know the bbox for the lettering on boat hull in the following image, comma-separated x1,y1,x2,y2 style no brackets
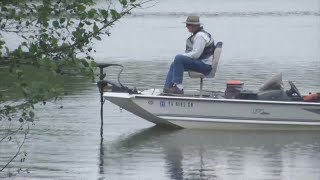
251,108,270,115
159,100,193,108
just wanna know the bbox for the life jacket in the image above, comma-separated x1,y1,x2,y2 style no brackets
185,27,215,59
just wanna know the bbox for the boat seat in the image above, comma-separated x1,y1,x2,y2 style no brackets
259,72,283,91
188,41,223,96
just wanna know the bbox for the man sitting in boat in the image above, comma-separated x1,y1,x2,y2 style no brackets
163,15,215,94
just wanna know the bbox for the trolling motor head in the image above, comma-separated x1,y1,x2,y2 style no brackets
97,80,137,93
97,80,122,92
96,63,138,94
97,63,119,80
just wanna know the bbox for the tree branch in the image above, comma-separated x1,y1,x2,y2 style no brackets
0,123,24,143
0,123,28,172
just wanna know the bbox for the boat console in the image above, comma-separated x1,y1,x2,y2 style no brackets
233,73,305,102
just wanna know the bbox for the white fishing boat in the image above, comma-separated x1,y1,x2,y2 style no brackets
97,42,320,130
103,90,320,130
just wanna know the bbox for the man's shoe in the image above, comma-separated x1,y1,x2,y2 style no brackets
163,86,184,94
163,88,170,93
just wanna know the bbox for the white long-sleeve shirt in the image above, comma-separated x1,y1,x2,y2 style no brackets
182,32,213,65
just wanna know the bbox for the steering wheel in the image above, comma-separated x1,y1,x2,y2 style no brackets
287,81,302,98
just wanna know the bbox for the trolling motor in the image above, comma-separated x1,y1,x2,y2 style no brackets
96,63,138,94
96,63,138,139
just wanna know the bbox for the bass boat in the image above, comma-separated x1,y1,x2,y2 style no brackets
97,42,320,130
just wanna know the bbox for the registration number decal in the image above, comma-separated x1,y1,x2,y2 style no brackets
160,100,193,108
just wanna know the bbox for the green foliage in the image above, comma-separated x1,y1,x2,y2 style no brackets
0,0,151,174
0,0,144,112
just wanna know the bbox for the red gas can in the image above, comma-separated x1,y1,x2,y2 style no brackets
225,80,244,99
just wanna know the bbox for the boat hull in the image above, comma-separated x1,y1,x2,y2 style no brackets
104,92,320,130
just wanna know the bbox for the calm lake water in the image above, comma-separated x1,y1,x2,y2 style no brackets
1,0,320,179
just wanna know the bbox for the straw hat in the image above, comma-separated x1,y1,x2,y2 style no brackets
184,15,202,25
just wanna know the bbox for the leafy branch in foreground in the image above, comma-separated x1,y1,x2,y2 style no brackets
0,0,154,174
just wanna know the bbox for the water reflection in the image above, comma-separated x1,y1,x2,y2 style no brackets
99,138,105,176
99,126,320,179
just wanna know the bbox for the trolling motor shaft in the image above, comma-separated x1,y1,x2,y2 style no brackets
96,63,138,139
97,63,119,139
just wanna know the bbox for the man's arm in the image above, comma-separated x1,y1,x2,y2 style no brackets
183,34,207,59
